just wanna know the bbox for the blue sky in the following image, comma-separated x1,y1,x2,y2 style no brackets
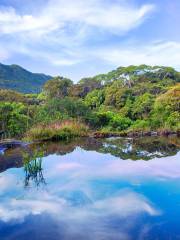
0,0,179,81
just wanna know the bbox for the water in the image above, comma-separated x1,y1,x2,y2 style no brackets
0,136,180,240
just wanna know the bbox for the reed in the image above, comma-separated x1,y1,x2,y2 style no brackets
25,120,89,141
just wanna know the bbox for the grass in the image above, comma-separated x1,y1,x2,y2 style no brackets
22,149,45,187
25,120,89,141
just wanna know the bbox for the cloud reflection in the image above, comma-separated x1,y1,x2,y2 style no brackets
0,189,159,222
46,150,180,181
0,142,179,239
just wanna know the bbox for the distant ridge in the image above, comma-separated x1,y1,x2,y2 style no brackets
0,63,52,93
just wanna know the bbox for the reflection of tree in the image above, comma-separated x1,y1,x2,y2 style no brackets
30,136,179,161
100,136,180,160
22,149,46,187
31,137,103,156
0,136,179,175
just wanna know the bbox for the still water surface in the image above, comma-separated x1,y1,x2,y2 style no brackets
0,136,180,240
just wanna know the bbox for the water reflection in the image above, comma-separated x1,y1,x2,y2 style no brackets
0,136,179,174
30,135,180,160
0,136,180,239
100,136,180,160
23,149,46,188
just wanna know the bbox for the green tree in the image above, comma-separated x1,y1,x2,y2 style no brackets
0,102,29,137
43,76,73,99
104,82,132,109
85,89,105,109
0,89,25,102
132,93,154,119
109,116,132,131
151,84,180,130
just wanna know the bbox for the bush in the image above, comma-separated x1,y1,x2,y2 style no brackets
129,120,150,131
132,93,154,119
151,84,180,130
0,102,29,137
91,111,132,131
109,116,132,131
96,111,114,127
33,105,64,124
165,112,180,131
84,89,105,109
33,97,90,124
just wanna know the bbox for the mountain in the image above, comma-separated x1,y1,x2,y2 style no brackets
0,63,52,93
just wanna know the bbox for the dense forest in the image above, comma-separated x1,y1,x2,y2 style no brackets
0,65,179,141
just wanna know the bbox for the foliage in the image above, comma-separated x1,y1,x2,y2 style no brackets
69,78,102,98
132,93,154,119
95,111,112,127
0,65,180,138
23,148,45,187
33,97,90,124
165,112,180,131
151,84,180,130
92,111,132,131
0,89,25,102
0,102,29,137
104,82,132,108
128,120,151,132
43,76,73,99
109,115,132,131
33,105,63,124
84,89,105,109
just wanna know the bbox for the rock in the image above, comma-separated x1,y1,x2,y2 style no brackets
0,140,27,150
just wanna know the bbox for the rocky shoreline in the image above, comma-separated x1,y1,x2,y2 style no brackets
0,130,179,150
93,130,180,138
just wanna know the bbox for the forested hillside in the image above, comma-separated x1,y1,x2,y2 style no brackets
0,63,52,93
0,65,179,140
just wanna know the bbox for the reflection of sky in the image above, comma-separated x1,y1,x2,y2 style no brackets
0,148,180,239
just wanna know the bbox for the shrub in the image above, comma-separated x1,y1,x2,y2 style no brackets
0,102,29,137
96,111,114,127
151,84,180,130
109,116,132,131
129,120,150,131
165,112,180,131
132,93,154,119
84,89,105,109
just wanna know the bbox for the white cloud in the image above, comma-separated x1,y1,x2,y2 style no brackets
0,1,155,36
0,46,10,61
94,41,180,70
83,3,154,33
0,0,156,69
0,7,59,35
1,0,178,75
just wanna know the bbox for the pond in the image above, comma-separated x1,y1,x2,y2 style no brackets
0,136,180,240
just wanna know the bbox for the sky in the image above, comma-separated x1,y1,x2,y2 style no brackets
0,0,179,81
